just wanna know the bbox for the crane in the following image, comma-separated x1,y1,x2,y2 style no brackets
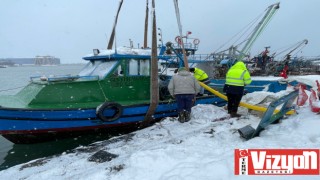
214,2,280,78
280,39,308,62
265,39,309,76
215,2,280,67
237,2,280,61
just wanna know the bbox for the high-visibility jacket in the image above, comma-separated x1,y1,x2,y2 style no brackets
193,68,208,81
225,61,252,86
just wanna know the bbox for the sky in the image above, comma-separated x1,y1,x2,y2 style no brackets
1,0,320,64
0,75,320,179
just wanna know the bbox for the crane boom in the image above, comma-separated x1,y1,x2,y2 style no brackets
284,39,308,58
238,2,280,61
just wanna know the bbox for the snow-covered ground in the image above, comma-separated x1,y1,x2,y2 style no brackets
0,75,320,180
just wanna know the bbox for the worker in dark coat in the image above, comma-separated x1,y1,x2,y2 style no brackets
168,67,200,123
223,61,252,118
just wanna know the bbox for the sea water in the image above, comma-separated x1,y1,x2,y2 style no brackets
0,64,113,170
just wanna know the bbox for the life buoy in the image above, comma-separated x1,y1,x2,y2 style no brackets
96,102,123,122
175,36,182,45
193,38,200,45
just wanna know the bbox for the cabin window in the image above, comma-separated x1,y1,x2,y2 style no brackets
128,60,138,75
128,59,150,76
78,61,98,76
78,60,117,79
112,64,124,76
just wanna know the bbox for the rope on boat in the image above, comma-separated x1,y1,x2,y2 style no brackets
0,86,26,92
98,80,108,101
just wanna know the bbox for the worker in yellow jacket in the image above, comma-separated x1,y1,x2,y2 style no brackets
189,67,210,96
223,61,252,118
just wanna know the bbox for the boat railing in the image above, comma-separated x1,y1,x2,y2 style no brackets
187,54,216,62
172,43,198,50
30,75,99,83
74,75,100,81
160,47,215,61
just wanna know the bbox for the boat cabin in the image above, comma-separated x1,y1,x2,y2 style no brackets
2,47,172,109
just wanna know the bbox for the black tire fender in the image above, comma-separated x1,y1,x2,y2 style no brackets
96,102,123,122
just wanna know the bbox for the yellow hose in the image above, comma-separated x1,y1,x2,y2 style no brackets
199,82,295,115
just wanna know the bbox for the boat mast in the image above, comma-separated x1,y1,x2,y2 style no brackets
143,0,149,48
173,0,189,69
107,0,124,49
141,0,159,127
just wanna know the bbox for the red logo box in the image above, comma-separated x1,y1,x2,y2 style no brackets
235,149,320,175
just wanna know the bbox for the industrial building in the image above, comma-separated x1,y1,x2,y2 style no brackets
0,56,60,66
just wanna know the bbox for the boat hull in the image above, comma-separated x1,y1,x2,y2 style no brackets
0,96,224,144
209,79,305,93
